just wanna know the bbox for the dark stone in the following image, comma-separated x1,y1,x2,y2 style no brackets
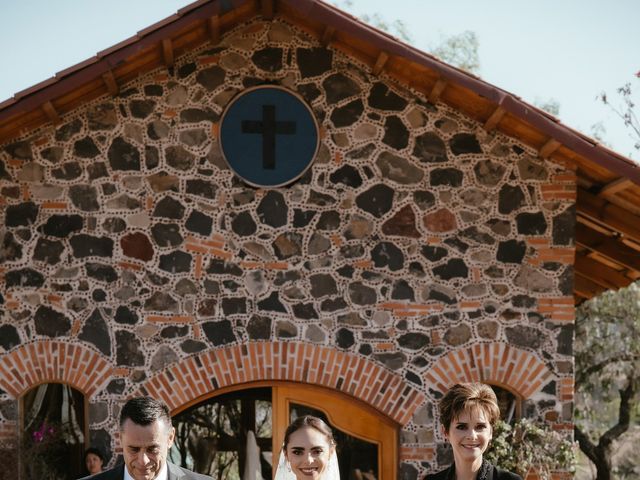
444,237,469,254
310,273,337,298
181,340,207,353
321,297,347,312
371,242,404,271
420,245,448,262
203,320,236,346
413,132,447,163
247,315,271,340
558,266,573,296
0,232,22,262
144,292,179,312
512,295,536,308
398,333,429,350
145,145,160,169
186,179,217,199
207,259,243,276
392,279,415,300
186,210,213,236
121,233,154,262
276,320,297,338
505,325,546,349
346,143,376,160
40,146,64,163
69,185,100,212
144,85,163,96
33,238,64,265
74,136,100,158
92,289,107,302
293,210,316,228
151,223,183,247
40,214,82,238
180,108,219,123
450,133,482,154
317,211,340,230
108,137,140,171
474,159,506,187
293,303,318,320
433,258,468,280
436,443,453,467
84,262,118,283
197,299,217,317
444,323,472,346
376,151,424,185
106,379,126,394
308,190,336,207
356,184,394,218
88,162,109,180
115,305,138,325
159,250,192,273
79,309,111,355
231,211,257,236
115,330,145,366
147,120,169,140
0,325,20,350
373,352,406,371
258,291,287,313
252,47,282,72
257,191,287,228
70,234,113,258
130,99,156,119
430,168,463,187
496,240,526,263
557,324,573,355
382,116,409,150
298,83,322,103
196,66,226,91
165,146,196,171
88,103,118,130
6,202,38,227
52,161,82,180
336,328,355,349
330,99,364,128
153,196,186,219
323,73,361,104
553,205,575,246
178,62,197,78
34,306,71,337
329,165,362,188
297,47,333,78
0,160,9,180
348,282,377,305
5,140,32,160
221,298,247,315
382,205,420,238
459,227,495,246
367,83,408,111
499,185,525,214
55,118,82,141
516,212,548,235
413,191,436,211
274,232,303,259
179,128,208,147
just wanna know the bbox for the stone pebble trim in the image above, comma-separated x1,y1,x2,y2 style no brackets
0,19,575,476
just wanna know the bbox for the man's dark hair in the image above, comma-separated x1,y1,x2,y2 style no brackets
119,396,172,430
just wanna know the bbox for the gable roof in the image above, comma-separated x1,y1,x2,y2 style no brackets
1,0,639,303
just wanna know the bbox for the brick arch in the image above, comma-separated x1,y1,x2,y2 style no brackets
0,341,113,398
425,342,553,399
138,342,425,425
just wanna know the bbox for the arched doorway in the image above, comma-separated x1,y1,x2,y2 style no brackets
169,382,398,480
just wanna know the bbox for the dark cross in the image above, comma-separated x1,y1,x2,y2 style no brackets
241,104,296,169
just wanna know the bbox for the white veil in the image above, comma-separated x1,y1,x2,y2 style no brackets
274,448,340,480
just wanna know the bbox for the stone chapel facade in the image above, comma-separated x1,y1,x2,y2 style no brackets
0,6,575,479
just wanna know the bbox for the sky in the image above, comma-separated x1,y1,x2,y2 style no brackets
1,0,638,159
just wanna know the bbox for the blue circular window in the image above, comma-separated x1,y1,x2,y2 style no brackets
220,85,319,187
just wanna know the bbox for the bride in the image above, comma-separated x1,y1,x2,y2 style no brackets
274,415,340,480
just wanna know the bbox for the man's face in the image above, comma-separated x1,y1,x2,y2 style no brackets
120,418,175,480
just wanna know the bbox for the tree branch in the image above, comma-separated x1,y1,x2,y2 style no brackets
576,353,640,384
575,425,600,466
598,380,636,450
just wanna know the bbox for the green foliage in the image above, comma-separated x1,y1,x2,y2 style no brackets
430,31,480,74
22,421,73,480
598,74,640,153
330,1,412,42
485,419,576,480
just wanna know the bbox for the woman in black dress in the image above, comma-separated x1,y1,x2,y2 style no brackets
426,383,521,480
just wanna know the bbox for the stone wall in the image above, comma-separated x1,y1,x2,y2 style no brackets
0,18,575,477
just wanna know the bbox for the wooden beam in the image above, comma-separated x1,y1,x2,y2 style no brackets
539,138,561,159
208,15,220,44
599,177,635,196
42,101,60,124
428,78,447,104
321,26,335,46
372,51,389,76
162,39,174,69
101,70,119,96
483,105,506,132
574,272,607,300
577,187,640,244
261,0,274,19
576,223,640,272
575,255,631,290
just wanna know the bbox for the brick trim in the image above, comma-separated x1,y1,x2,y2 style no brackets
137,342,425,425
424,343,553,399
0,341,112,398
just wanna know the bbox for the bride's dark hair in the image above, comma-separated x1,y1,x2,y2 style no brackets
283,415,336,448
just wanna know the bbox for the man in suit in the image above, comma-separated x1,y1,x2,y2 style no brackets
81,396,212,480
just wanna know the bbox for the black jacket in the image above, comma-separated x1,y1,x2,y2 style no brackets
425,462,522,480
79,462,213,480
